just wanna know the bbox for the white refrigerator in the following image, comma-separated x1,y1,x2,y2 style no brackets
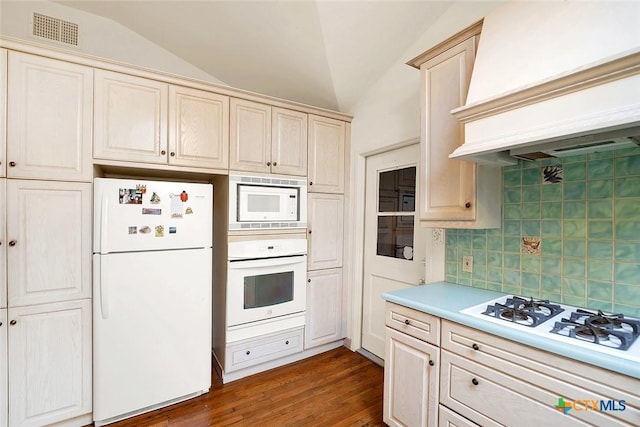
93,178,213,426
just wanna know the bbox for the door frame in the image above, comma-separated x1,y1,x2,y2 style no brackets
346,138,445,353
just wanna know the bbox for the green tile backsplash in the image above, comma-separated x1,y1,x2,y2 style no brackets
445,147,640,316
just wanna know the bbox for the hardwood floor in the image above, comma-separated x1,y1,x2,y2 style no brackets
105,347,385,426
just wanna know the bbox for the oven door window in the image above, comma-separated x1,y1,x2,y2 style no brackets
244,271,294,309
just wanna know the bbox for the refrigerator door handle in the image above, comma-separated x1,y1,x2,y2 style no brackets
95,255,109,319
100,190,109,254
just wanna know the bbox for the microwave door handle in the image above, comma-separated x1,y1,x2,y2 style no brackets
228,256,305,269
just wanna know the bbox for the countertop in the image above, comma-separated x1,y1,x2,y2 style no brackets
383,282,640,379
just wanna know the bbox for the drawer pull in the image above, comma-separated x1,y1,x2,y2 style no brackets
404,319,410,325
161,150,166,155
465,202,471,209
9,240,17,247
10,320,17,326
267,161,271,166
429,360,434,366
472,343,479,351
285,340,289,345
471,378,479,386
246,350,250,355
9,161,16,167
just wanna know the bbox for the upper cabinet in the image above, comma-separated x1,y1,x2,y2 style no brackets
230,98,307,176
169,85,229,169
94,69,169,164
7,52,93,182
307,115,345,193
94,70,230,170
408,22,501,229
0,50,6,178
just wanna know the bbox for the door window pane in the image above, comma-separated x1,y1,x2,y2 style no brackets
378,166,416,212
376,216,415,259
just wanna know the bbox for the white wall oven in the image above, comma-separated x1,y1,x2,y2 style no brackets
229,175,307,230
227,239,307,328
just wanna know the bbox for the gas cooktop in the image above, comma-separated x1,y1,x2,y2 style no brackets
461,295,640,362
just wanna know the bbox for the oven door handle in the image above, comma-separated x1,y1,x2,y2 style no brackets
228,255,306,269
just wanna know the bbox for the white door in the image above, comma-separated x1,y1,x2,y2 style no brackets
362,144,426,358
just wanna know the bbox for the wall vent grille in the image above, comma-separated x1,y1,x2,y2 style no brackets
32,12,79,46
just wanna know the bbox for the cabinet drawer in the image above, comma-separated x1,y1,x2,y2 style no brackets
438,404,477,427
386,302,440,345
225,327,303,372
440,348,638,427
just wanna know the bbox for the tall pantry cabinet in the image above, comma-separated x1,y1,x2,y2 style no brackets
1,51,93,427
305,115,347,349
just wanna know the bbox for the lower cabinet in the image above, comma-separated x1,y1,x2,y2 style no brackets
384,305,640,427
7,299,92,427
384,302,440,427
0,308,7,427
384,327,439,427
304,268,343,349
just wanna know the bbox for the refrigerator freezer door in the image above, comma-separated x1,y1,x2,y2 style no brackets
94,178,212,253
92,248,212,423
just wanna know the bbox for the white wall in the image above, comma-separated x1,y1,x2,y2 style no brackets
0,0,227,85
346,1,505,350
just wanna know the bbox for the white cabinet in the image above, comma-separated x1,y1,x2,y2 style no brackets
0,308,7,427
410,26,500,228
271,107,307,176
0,179,5,309
384,302,440,427
7,52,93,182
7,299,92,427
6,180,92,307
0,49,6,178
307,114,345,193
304,268,343,349
440,320,640,427
169,85,229,169
230,99,307,176
307,193,344,270
94,69,169,164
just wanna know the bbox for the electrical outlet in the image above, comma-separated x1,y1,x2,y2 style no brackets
462,255,473,273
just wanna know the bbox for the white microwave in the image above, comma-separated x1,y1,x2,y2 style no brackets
229,175,307,230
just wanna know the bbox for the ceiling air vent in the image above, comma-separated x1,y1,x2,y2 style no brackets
32,12,79,46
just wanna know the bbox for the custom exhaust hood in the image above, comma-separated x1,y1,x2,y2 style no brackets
450,2,640,165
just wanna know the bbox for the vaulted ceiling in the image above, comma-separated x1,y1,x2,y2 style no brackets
55,1,455,112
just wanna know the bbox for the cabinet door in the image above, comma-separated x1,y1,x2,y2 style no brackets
7,52,93,181
304,268,343,349
0,179,5,309
8,300,92,427
308,115,345,193
308,193,343,270
6,180,92,307
384,327,439,427
271,107,307,176
420,38,476,222
0,308,7,427
229,98,271,173
94,69,168,164
169,85,229,169
0,49,6,178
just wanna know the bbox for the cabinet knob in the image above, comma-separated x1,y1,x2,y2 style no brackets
472,343,479,351
309,181,313,186
10,320,17,326
9,161,16,167
170,152,175,157
465,202,471,209
246,350,250,355
285,340,289,345
273,161,277,167
404,319,410,325
307,278,311,283
471,378,479,386
308,230,312,234
429,360,434,366
161,150,166,155
0,321,2,327
9,240,16,247
266,161,271,166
